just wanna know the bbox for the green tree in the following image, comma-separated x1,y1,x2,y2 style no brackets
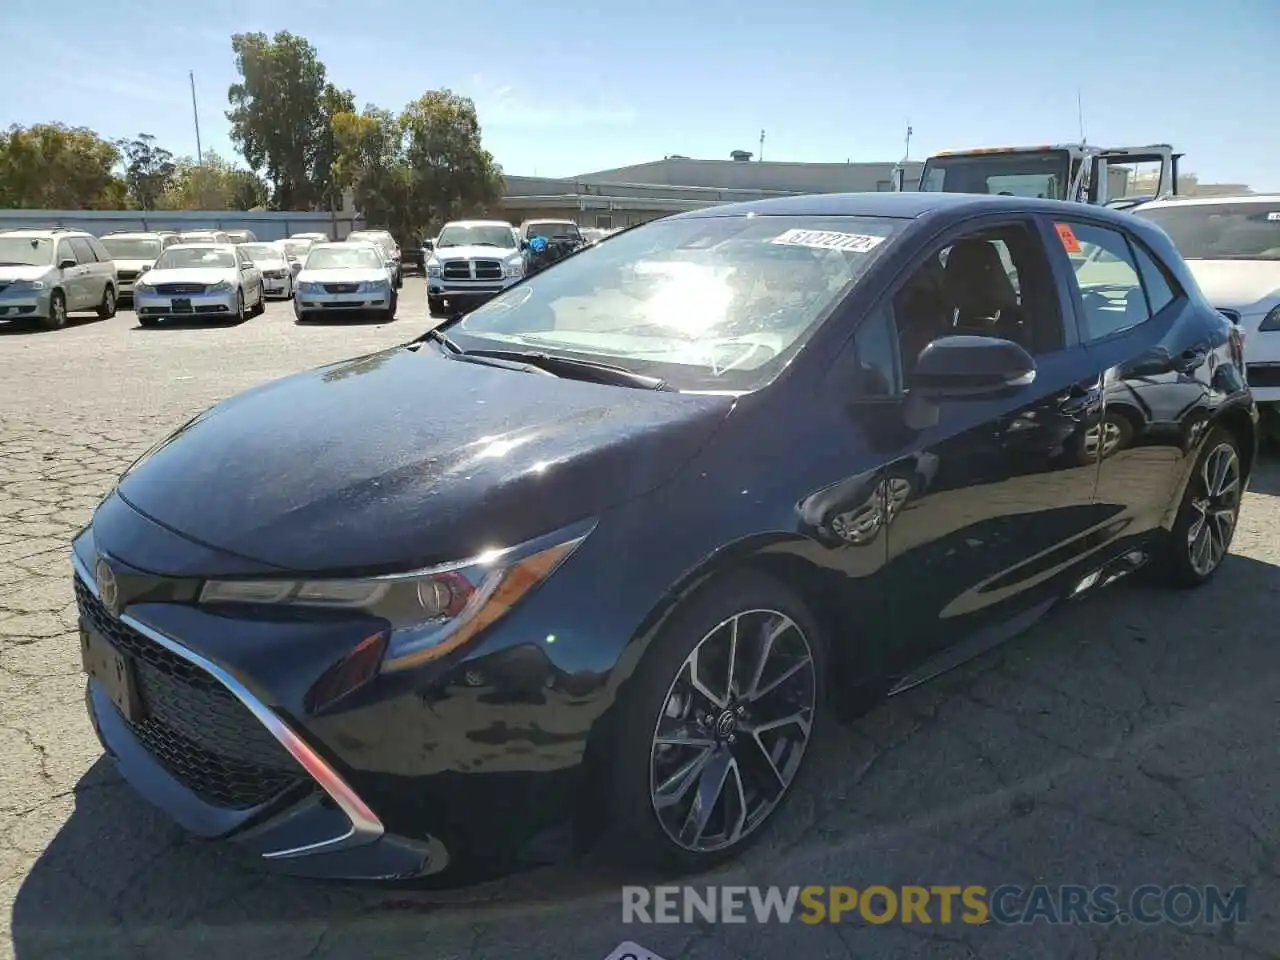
116,133,176,211
400,90,505,226
226,31,351,210
0,123,127,209
331,106,415,236
156,152,268,210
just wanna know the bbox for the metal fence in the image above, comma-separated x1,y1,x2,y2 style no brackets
0,209,365,242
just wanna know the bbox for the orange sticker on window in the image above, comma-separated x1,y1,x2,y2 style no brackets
1055,223,1082,254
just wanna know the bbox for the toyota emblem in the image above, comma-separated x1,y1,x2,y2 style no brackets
95,557,119,615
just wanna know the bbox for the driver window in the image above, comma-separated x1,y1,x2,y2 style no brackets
891,222,1063,383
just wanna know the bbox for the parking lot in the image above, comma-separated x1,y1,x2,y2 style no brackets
2,276,1279,960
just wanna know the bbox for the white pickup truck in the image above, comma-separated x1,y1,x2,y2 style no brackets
424,220,526,316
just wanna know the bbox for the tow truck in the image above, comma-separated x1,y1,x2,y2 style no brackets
892,143,1182,208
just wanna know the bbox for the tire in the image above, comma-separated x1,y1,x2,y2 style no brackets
384,291,398,322
42,290,68,330
139,316,160,328
96,285,117,320
1154,426,1243,589
604,569,825,873
233,289,246,323
295,310,312,324
427,296,444,317
251,286,266,317
285,276,294,301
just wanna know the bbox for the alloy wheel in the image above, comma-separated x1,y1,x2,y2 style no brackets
1187,442,1240,576
1084,418,1124,459
649,609,816,854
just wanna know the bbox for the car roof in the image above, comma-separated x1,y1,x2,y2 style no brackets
443,220,513,228
165,242,236,251
0,228,88,238
1137,194,1280,211
100,232,169,239
669,190,1169,227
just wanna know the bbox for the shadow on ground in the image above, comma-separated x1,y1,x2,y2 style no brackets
12,525,1280,959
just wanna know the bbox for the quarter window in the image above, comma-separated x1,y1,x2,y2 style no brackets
1056,221,1149,342
1131,242,1177,315
69,238,97,263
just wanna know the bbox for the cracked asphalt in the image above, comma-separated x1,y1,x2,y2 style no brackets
2,278,1279,960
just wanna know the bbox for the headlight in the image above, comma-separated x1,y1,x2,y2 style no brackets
134,279,154,293
427,261,442,278
209,280,234,293
505,259,524,279
360,279,389,293
198,521,594,672
8,279,46,291
299,281,321,293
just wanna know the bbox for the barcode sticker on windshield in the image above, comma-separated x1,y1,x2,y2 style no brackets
1267,212,1280,221
771,229,886,253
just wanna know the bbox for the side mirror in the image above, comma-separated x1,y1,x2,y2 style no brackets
520,238,530,251
911,335,1036,400
422,240,434,252
242,260,255,269
58,258,77,270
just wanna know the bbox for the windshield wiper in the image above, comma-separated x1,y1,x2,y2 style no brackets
457,349,672,390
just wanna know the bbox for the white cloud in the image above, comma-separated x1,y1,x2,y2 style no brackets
464,74,636,130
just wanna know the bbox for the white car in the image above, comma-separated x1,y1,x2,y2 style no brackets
98,232,179,300
277,238,314,280
132,243,265,326
294,242,397,322
1135,196,1280,439
425,220,525,316
238,242,295,299
347,229,402,285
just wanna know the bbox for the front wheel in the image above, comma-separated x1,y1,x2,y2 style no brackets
604,570,824,872
233,289,246,323
43,290,68,330
1155,426,1243,588
384,291,398,322
97,285,117,320
427,295,445,317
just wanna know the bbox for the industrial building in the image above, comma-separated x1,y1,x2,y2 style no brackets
500,155,924,228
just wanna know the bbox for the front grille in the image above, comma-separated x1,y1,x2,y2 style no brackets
473,260,502,281
263,270,285,279
323,283,359,294
75,575,307,810
442,261,472,281
154,283,207,295
1247,364,1280,388
117,270,139,282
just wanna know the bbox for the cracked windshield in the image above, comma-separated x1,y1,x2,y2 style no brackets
0,2,1274,960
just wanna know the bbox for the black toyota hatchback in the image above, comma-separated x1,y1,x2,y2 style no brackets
73,192,1256,882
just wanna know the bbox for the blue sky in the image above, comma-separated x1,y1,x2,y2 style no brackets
3,0,1277,189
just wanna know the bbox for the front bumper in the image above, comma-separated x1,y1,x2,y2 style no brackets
73,548,451,880
0,287,52,320
135,288,238,320
295,286,391,313
427,277,519,307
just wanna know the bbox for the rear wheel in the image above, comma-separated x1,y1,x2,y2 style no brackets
604,570,824,872
96,285,117,320
1155,427,1243,588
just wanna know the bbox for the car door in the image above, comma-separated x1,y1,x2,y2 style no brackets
1046,215,1217,552
60,239,92,309
237,247,261,301
847,215,1110,676
86,237,115,301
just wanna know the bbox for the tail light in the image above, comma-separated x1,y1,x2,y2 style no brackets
1228,324,1246,376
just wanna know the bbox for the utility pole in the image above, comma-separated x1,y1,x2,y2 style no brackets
904,121,913,161
759,129,765,162
190,71,203,163
1077,87,1086,144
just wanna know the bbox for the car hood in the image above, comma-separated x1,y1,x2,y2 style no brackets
143,267,238,285
0,265,53,283
110,258,156,271
115,346,733,575
298,268,387,284
433,245,519,261
1184,260,1280,312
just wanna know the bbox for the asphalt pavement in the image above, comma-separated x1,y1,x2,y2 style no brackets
2,278,1279,960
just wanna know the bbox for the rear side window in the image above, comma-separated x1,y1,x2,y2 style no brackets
1131,242,1178,315
69,238,97,264
1055,221,1148,342
55,240,74,265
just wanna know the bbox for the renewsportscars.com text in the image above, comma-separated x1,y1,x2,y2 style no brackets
622,884,1248,926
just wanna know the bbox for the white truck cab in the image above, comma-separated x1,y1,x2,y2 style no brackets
898,143,1181,208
